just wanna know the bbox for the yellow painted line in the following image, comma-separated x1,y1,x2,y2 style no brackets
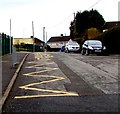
35,53,53,59
14,74,79,99
29,52,51,58
26,53,53,64
23,68,58,76
45,54,53,58
25,62,55,68
14,92,78,99
19,87,75,94
27,61,36,64
19,76,64,88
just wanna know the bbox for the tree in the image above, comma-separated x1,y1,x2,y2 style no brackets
70,9,105,42
88,9,105,31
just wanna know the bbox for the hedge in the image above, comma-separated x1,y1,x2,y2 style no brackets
95,26,120,54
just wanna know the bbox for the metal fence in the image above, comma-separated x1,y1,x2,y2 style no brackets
0,33,13,56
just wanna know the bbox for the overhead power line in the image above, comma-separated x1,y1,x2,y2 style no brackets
47,13,73,30
87,0,102,10
45,0,102,32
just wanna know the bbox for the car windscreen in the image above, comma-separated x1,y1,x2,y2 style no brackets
88,41,102,46
69,42,79,46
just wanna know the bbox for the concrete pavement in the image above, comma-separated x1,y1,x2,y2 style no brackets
1,52,28,111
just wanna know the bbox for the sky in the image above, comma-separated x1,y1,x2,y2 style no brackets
0,0,119,41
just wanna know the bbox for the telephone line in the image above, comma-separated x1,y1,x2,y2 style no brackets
87,0,102,10
47,13,73,30
41,1,102,33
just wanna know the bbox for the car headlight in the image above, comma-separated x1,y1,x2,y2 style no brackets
69,46,72,49
88,46,93,50
103,46,106,50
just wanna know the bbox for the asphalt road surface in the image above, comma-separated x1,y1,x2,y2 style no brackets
2,52,119,113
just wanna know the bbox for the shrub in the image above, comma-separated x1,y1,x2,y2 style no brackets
95,27,120,54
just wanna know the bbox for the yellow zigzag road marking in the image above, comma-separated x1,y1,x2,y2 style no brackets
23,68,58,76
27,53,53,64
42,54,53,58
14,53,79,99
20,75,64,88
26,62,55,68
14,75,78,99
35,52,53,59
27,59,52,64
15,93,78,99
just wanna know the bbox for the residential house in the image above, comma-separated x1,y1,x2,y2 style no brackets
103,21,120,32
47,35,71,49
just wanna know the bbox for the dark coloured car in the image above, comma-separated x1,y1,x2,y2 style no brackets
81,40,106,55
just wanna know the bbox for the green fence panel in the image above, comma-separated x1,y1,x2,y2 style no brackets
1,33,13,55
11,37,13,53
5,35,10,54
2,33,5,55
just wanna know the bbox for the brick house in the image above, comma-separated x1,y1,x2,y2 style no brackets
103,21,120,32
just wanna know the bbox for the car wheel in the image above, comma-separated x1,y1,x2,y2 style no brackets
81,49,85,55
65,48,69,53
85,49,89,55
65,49,67,53
66,49,69,53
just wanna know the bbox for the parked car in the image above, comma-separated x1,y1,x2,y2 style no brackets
65,41,80,53
60,46,65,52
81,40,106,55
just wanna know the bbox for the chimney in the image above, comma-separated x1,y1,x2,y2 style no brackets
61,34,63,37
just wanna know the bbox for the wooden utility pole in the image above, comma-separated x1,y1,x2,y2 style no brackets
43,27,45,42
43,27,45,50
73,12,76,20
46,32,47,43
32,21,35,52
